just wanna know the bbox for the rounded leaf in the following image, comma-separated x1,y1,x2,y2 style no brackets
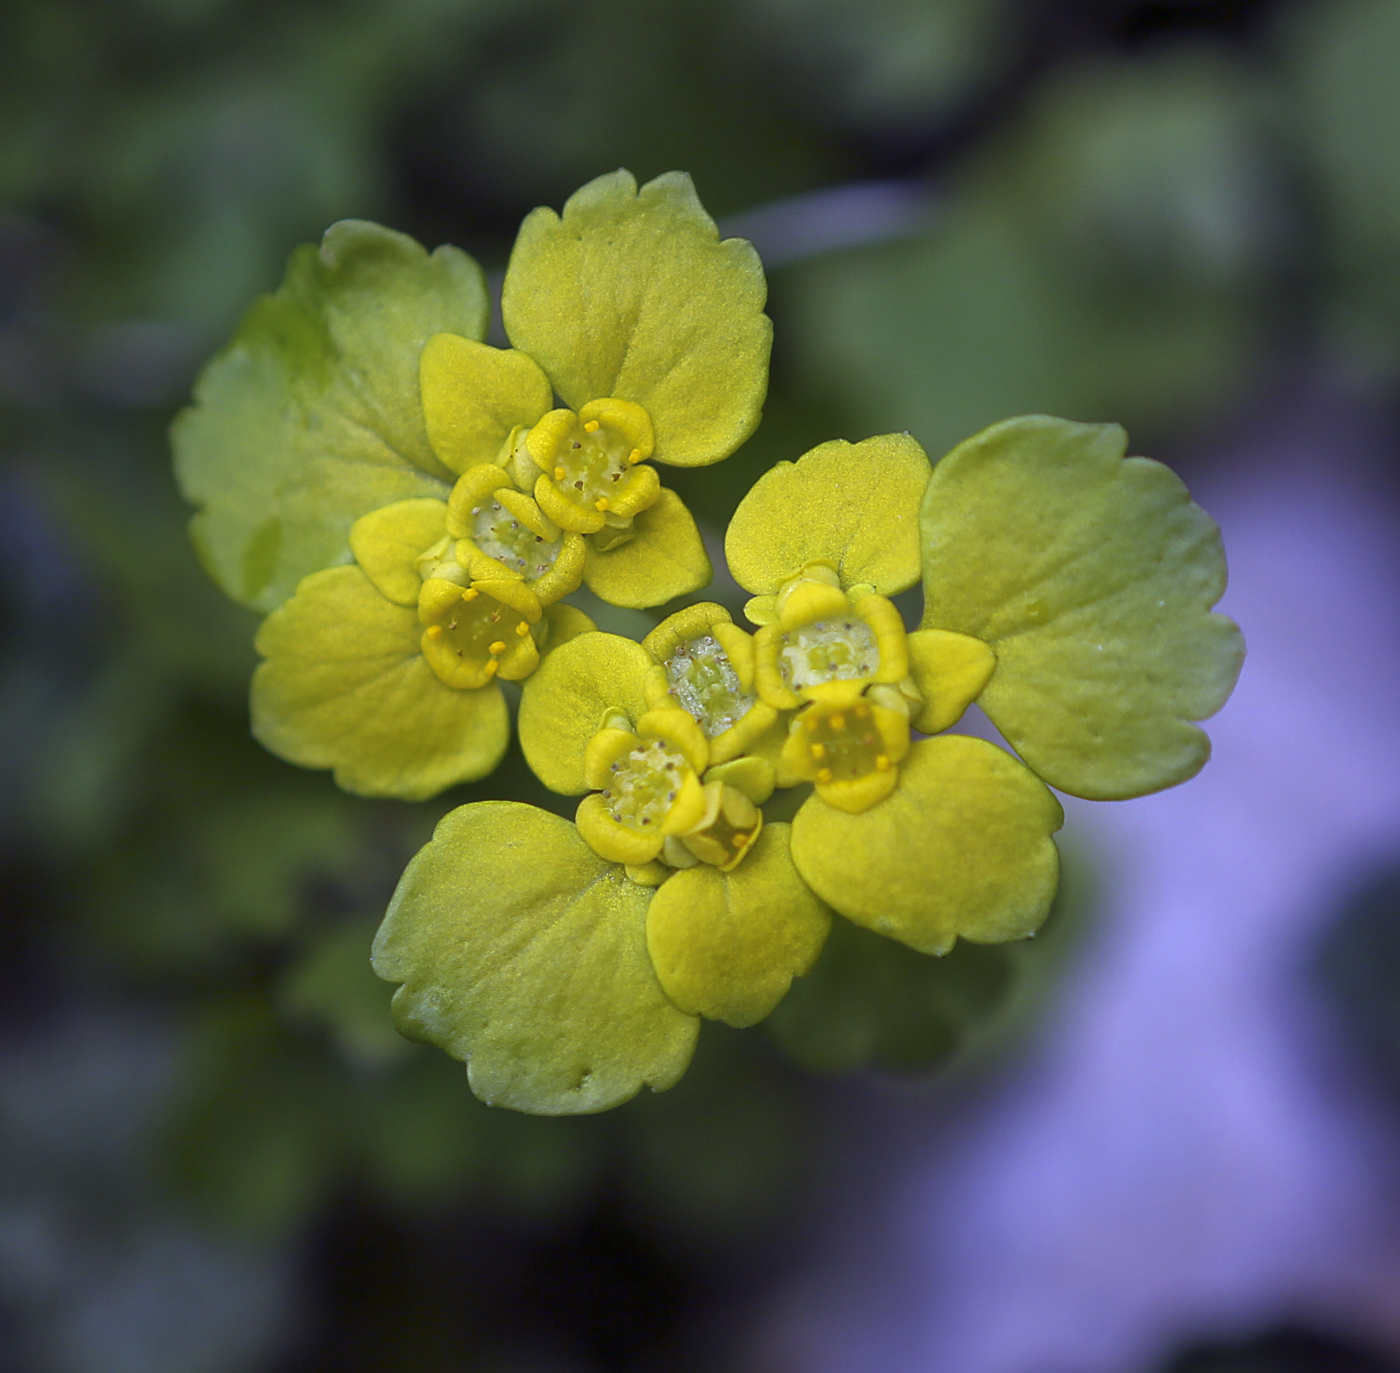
502,170,771,468
420,334,553,474
921,415,1245,798
726,434,931,594
582,488,712,608
252,565,508,799
646,824,831,1028
791,735,1062,955
517,632,654,794
348,497,448,607
373,802,699,1114
175,221,488,612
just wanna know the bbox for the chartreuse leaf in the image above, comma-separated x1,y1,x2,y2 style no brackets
517,632,653,795
348,498,448,607
791,736,1062,955
174,221,488,613
252,566,508,800
725,434,930,594
419,333,553,473
501,170,771,468
645,824,831,1028
921,415,1244,799
582,488,712,608
373,802,699,1114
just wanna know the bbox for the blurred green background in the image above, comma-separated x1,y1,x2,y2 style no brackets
4,1,1400,1369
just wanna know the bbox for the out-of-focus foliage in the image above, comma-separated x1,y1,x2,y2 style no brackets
782,46,1291,456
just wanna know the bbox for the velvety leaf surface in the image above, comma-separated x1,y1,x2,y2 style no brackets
791,735,1062,955
501,170,771,468
252,565,508,799
921,415,1244,798
582,489,712,608
725,434,930,594
174,220,488,612
348,497,448,607
517,632,654,794
419,334,553,473
373,802,699,1114
645,824,831,1027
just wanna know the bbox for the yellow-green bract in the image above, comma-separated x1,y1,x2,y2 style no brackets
373,416,1242,1115
172,171,771,799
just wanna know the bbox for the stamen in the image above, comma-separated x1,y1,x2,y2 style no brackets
425,625,444,640
515,621,531,636
461,588,479,602
488,640,507,655
583,419,600,433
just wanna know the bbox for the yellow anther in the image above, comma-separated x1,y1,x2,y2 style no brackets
483,659,499,677
461,588,479,602
809,742,826,760
627,448,643,464
488,640,507,655
554,466,567,481
425,624,445,640
830,713,846,731
583,419,600,434
595,497,610,512
515,621,531,636
816,767,833,784
875,754,891,771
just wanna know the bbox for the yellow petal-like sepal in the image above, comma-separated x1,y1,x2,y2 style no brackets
576,792,665,866
420,333,552,475
635,707,710,777
726,433,931,595
348,498,448,607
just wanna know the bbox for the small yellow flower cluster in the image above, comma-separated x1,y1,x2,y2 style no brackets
175,170,1244,1115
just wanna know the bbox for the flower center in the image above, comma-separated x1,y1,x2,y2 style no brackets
423,587,532,680
551,416,641,508
798,697,894,784
603,738,690,831
779,617,879,690
470,500,561,580
664,635,756,737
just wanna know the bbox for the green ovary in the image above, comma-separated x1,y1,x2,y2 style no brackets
470,500,561,579
780,617,879,690
604,739,689,831
664,636,756,737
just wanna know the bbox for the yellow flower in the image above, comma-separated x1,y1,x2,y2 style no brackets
417,169,771,609
727,433,996,814
253,496,592,800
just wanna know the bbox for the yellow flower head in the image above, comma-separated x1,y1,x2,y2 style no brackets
251,494,592,800
419,169,772,610
371,414,1245,1115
